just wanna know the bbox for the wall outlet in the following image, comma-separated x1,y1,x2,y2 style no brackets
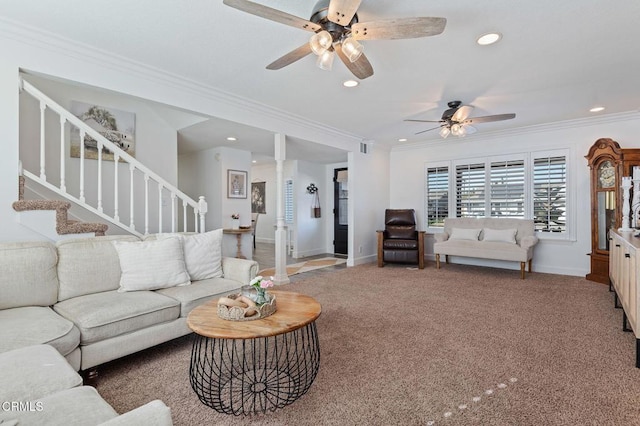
358,246,362,253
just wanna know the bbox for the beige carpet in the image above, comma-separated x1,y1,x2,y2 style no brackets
258,257,346,277
96,263,640,425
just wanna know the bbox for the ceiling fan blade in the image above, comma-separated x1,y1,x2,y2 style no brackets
223,0,321,33
404,119,444,123
334,43,374,79
463,113,516,124
463,124,477,135
415,125,443,135
352,17,446,40
266,43,313,70
328,0,362,26
452,105,473,122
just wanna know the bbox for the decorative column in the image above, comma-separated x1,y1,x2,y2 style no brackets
632,167,640,228
273,133,290,285
620,176,633,232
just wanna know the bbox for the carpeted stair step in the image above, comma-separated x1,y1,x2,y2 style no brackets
12,199,108,237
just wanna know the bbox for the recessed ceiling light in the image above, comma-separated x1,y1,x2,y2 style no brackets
343,80,359,88
477,32,502,46
398,138,407,142
226,137,237,141
252,160,257,163
590,106,605,112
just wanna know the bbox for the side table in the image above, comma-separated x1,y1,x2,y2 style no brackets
187,290,322,415
222,228,252,259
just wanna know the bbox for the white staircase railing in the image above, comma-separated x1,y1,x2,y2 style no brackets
19,78,207,237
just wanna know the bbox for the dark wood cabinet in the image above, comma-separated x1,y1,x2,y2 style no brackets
586,138,640,284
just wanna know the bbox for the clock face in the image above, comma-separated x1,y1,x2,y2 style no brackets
598,160,615,188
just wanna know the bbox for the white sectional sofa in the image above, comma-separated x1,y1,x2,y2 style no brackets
0,344,172,425
0,230,258,376
433,218,539,279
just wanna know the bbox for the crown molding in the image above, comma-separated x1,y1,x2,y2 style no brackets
0,17,364,145
392,110,640,152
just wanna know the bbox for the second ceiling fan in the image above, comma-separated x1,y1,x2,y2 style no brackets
222,0,447,79
406,101,516,138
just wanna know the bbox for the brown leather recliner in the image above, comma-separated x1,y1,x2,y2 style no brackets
377,209,425,269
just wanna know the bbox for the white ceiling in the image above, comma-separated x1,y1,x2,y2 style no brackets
3,0,640,163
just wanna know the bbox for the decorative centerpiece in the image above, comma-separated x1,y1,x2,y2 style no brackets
217,276,276,321
231,213,240,230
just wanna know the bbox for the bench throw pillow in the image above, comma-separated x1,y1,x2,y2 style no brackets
112,237,190,292
157,229,223,280
482,228,518,244
449,227,482,241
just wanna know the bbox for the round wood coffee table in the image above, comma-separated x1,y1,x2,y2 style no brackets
187,290,322,415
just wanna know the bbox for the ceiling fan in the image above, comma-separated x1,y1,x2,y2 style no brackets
405,101,516,138
222,0,446,79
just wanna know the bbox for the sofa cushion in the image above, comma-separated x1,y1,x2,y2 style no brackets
112,237,191,292
0,241,58,309
449,227,482,241
157,229,224,280
0,307,80,357
0,344,82,402
57,236,139,302
157,277,244,316
482,228,517,244
0,386,118,426
53,291,180,344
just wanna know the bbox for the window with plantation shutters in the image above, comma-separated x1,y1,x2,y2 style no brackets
426,166,449,227
284,179,293,224
456,163,486,217
533,156,566,232
490,160,525,217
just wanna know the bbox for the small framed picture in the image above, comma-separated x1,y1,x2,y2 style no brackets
227,170,247,199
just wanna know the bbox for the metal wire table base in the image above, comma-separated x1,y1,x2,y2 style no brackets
189,322,320,415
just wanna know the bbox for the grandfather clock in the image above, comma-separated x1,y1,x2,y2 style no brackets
585,138,640,284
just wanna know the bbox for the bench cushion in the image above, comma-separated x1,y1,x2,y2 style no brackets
53,291,180,344
0,307,80,357
434,240,529,262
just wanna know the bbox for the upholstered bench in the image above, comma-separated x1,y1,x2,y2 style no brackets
433,218,539,279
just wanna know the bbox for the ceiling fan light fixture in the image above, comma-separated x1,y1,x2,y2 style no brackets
317,49,335,71
450,123,462,136
310,30,333,56
439,126,451,139
342,37,363,63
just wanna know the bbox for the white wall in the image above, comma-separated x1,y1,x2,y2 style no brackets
0,20,362,242
390,114,640,276
348,144,391,266
18,74,180,234
294,160,327,257
179,146,252,258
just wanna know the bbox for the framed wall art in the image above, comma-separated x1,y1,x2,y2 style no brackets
69,101,136,161
228,169,247,199
251,181,266,213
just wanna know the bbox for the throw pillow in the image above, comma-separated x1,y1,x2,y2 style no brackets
157,229,224,280
449,227,482,241
482,228,518,244
112,237,190,292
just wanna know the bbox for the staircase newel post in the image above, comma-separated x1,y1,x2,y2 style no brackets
198,196,208,233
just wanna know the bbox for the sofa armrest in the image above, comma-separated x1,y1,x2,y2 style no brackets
222,257,259,284
520,235,539,250
434,232,449,243
99,400,172,426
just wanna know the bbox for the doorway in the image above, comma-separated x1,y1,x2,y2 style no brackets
333,168,348,256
